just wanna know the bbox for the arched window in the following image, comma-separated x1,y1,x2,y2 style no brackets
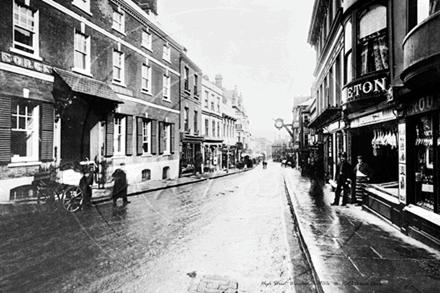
162,166,170,180
344,19,353,84
142,169,151,181
357,4,388,75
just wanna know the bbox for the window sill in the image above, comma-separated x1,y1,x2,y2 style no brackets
72,2,93,16
141,45,153,52
162,58,171,64
72,68,93,77
162,98,172,103
9,48,43,61
141,89,152,96
112,28,126,36
141,153,153,157
8,161,42,167
112,81,127,87
161,152,172,156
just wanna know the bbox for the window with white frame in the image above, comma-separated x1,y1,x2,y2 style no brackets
11,101,39,162
74,31,90,73
142,120,151,154
72,0,90,13
163,74,170,100
212,121,215,137
114,116,126,155
184,107,189,131
142,30,152,50
204,91,209,108
194,74,198,95
163,123,171,153
184,66,189,91
217,97,220,112
112,8,125,33
344,19,352,85
113,50,124,83
142,64,151,93
194,110,198,132
205,119,209,136
163,44,171,62
13,1,39,56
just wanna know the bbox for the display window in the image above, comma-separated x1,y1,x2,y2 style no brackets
412,113,438,212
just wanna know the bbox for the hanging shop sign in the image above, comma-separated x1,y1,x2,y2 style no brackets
405,95,439,116
1,51,53,74
345,76,388,101
350,110,396,128
399,163,407,204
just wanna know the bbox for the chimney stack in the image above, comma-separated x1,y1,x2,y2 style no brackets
136,0,158,15
215,74,223,88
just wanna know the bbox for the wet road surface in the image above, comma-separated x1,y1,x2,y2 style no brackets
1,164,305,293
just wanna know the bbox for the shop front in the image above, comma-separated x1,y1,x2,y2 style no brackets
203,140,222,172
180,136,203,176
349,108,401,223
400,95,440,248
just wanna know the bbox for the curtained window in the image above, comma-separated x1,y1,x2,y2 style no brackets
357,4,389,76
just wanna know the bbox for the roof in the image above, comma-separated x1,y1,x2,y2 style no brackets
53,68,122,103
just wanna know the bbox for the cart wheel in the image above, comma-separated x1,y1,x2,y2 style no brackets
62,186,84,212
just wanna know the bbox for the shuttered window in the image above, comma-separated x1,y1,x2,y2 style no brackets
137,118,151,155
126,115,133,156
151,120,157,154
40,103,54,161
105,113,114,156
0,96,12,163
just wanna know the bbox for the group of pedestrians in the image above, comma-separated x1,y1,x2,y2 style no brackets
331,152,373,206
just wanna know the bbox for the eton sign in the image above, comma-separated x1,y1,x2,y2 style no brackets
344,76,388,101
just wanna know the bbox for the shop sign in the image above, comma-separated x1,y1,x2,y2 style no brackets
1,51,53,74
399,163,407,204
406,95,439,116
350,110,396,128
398,123,406,163
346,77,387,100
327,121,340,132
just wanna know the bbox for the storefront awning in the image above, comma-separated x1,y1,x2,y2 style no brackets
53,68,122,103
308,106,342,129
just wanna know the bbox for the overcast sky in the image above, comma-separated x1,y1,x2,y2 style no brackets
157,0,316,141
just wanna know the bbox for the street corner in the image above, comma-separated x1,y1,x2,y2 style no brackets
188,274,238,293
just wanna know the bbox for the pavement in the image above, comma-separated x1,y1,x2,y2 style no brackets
91,167,252,204
282,167,440,293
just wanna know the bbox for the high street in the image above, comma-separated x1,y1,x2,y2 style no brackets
2,163,440,292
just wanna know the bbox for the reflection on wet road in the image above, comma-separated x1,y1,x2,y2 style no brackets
0,165,297,293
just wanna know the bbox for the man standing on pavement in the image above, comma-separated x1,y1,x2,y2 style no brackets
111,163,130,206
332,152,352,206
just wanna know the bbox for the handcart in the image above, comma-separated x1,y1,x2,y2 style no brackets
32,161,95,212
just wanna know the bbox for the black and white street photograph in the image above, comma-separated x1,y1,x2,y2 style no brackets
2,0,440,292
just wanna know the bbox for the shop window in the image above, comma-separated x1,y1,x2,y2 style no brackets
357,4,388,76
11,101,39,162
13,1,39,57
141,169,151,181
414,115,436,211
